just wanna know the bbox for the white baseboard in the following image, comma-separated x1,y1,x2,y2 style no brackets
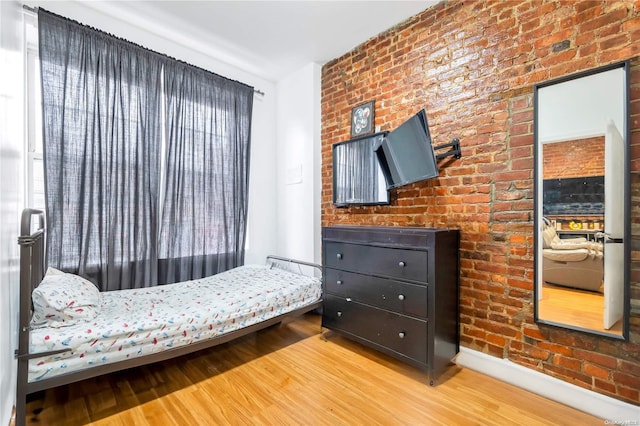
455,347,640,422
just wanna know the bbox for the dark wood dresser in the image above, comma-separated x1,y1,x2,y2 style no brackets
321,225,459,385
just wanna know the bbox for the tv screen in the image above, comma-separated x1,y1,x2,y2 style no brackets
332,132,390,207
542,176,604,215
375,109,438,189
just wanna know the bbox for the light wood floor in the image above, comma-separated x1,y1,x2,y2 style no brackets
22,313,603,425
539,283,622,335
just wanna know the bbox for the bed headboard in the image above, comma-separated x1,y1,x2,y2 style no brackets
17,209,46,345
18,208,46,289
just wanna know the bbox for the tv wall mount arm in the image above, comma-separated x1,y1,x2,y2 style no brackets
434,138,461,161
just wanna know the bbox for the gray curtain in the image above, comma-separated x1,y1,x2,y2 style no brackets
160,62,253,284
39,10,253,290
39,10,164,291
335,134,382,203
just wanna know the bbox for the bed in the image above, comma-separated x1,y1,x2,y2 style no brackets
15,208,323,425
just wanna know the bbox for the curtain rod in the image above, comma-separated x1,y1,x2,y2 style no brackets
22,4,265,96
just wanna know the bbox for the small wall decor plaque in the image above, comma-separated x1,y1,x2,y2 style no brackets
351,100,374,137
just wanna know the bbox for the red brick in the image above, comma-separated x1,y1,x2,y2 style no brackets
616,386,640,404
537,341,573,357
599,33,630,51
552,354,582,370
611,371,640,389
593,378,617,394
320,0,640,406
579,8,627,33
486,333,507,347
623,17,640,32
544,363,592,387
584,363,610,380
619,359,640,377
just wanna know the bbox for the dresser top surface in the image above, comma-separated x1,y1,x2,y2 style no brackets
322,225,459,248
323,225,456,232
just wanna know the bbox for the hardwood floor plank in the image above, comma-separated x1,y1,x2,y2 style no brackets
24,313,602,425
539,283,622,334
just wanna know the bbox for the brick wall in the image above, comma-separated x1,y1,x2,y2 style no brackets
321,0,640,405
542,136,604,179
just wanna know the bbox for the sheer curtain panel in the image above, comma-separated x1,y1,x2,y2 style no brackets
39,9,254,290
160,62,253,284
39,10,164,291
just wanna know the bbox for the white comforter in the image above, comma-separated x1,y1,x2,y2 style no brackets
29,265,321,382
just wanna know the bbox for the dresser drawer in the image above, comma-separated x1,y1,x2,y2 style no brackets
322,294,427,364
325,242,428,282
325,269,427,318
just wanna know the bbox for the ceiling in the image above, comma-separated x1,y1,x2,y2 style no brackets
87,1,440,82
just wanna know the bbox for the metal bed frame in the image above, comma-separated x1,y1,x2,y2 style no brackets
15,208,322,425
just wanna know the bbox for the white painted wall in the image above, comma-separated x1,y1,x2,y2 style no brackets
2,3,320,418
0,1,24,423
538,67,625,144
25,0,279,265
275,63,322,265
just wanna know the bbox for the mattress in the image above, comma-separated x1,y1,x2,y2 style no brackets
29,264,322,383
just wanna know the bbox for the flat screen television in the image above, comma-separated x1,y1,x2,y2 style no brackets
375,109,438,189
332,132,390,207
542,176,604,216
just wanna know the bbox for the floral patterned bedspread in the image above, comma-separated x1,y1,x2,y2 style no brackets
29,265,322,382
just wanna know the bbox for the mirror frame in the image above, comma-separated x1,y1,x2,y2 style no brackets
533,60,630,340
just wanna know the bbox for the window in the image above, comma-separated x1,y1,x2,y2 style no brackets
25,17,44,211
29,11,253,289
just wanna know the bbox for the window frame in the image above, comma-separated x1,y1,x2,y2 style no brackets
25,17,45,211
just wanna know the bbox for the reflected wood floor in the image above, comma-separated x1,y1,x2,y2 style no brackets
539,283,622,335
24,313,602,425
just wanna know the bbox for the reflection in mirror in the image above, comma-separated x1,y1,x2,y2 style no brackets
534,61,629,339
333,132,389,207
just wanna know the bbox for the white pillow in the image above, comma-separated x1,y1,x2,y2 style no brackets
44,267,65,276
31,270,101,328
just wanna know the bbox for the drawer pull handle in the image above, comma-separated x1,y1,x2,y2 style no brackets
337,311,342,317
398,261,406,267
398,332,406,339
336,280,343,285
337,253,343,260
398,294,405,301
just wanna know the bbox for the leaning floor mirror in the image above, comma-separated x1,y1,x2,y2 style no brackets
534,61,630,339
